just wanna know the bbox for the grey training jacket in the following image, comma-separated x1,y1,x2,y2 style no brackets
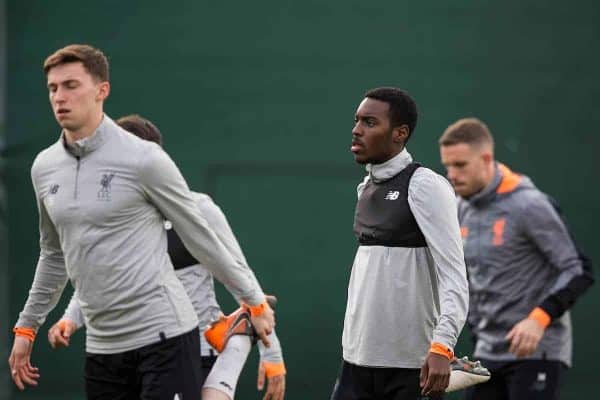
16,115,264,354
458,163,583,366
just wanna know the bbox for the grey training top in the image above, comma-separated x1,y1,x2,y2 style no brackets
15,115,264,354
63,192,283,362
459,164,583,366
342,149,469,368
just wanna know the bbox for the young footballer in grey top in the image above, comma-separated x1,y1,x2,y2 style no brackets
48,114,285,400
8,45,274,399
331,88,469,400
439,117,593,400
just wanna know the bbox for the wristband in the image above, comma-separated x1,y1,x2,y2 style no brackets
429,342,454,360
13,327,36,342
245,301,268,317
528,307,551,328
262,361,286,378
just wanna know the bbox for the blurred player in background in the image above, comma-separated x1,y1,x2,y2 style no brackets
439,117,594,400
48,114,286,400
8,44,274,400
331,87,469,399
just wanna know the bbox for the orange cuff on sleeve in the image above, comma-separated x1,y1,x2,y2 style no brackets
13,327,36,342
245,301,267,317
528,307,551,328
429,342,454,360
262,361,286,378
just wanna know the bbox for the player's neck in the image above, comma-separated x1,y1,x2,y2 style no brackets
376,146,405,165
481,161,496,187
64,112,104,144
472,161,497,197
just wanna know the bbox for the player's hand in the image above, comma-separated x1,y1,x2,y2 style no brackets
48,319,78,349
419,353,450,396
250,302,275,348
506,317,545,357
257,361,286,400
8,336,39,390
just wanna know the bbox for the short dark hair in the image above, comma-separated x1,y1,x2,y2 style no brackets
116,114,163,146
439,117,494,150
44,44,109,82
364,87,418,140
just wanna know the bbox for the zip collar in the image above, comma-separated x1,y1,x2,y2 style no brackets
467,162,522,206
61,114,111,158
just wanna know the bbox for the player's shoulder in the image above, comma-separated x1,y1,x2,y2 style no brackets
411,165,454,194
412,164,440,179
96,121,162,180
499,175,547,207
31,140,64,176
33,139,63,162
112,121,160,154
117,127,168,173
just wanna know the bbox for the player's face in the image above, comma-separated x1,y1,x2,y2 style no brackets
351,98,396,165
440,143,490,198
47,62,109,133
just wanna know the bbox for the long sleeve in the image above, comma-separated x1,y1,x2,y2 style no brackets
196,196,285,363
408,169,469,349
195,194,262,305
62,291,86,329
15,168,69,329
139,146,265,306
522,194,588,319
258,330,284,364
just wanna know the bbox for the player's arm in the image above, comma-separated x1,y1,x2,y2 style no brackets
138,145,273,343
527,196,592,320
506,194,588,357
61,290,85,329
257,330,286,400
194,195,260,301
408,170,469,396
194,195,275,343
10,169,69,390
48,291,84,349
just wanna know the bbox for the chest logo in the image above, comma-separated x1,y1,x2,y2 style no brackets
492,218,506,246
384,190,400,200
97,173,115,201
49,184,60,195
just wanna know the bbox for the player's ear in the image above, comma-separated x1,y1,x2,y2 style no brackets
481,150,493,164
393,124,409,144
96,81,110,102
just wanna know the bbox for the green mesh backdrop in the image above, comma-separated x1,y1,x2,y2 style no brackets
4,1,599,399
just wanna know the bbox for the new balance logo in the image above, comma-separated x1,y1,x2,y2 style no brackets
384,191,400,200
49,184,60,194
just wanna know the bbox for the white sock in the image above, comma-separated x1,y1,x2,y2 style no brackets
203,335,252,399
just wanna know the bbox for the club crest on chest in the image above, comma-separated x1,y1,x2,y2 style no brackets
97,173,115,201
